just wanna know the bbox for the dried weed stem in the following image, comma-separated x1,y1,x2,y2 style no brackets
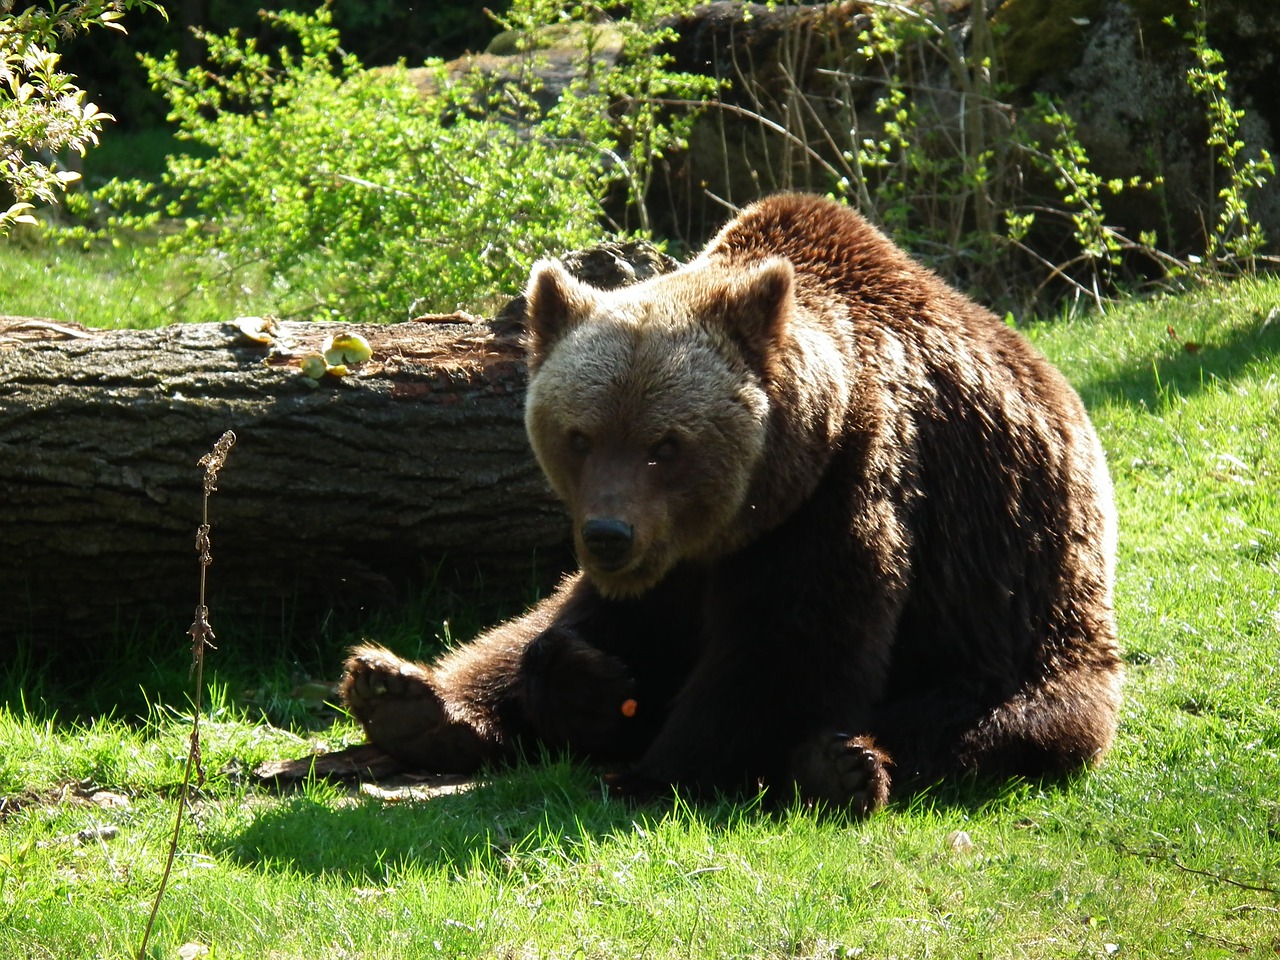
136,430,236,960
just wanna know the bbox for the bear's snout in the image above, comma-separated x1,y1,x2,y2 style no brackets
580,518,635,570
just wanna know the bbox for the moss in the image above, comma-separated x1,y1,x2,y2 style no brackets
1122,0,1278,56
993,0,1107,89
991,1,1209,88
998,0,1280,87
996,0,1280,137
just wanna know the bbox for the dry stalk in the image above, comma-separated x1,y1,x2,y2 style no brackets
136,430,236,960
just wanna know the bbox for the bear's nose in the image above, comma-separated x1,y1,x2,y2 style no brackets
580,518,634,569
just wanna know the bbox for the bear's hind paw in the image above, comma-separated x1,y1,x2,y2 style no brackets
339,645,456,767
791,733,893,818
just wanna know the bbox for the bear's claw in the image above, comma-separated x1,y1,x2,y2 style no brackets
790,732,893,817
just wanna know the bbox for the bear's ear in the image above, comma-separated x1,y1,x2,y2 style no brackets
719,258,794,376
524,260,598,364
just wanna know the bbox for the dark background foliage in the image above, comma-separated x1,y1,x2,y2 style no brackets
64,0,514,129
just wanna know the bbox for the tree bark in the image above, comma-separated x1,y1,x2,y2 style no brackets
0,312,574,647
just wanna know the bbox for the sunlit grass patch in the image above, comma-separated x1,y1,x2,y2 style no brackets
0,238,290,328
3,276,1279,958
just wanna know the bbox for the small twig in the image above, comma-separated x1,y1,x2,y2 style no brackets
1114,842,1279,896
136,430,236,960
1185,928,1251,952
647,97,849,188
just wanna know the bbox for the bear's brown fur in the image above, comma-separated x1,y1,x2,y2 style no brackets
340,193,1123,815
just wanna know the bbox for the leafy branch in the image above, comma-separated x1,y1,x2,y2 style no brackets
0,0,163,233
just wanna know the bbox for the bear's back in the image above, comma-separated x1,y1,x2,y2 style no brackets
702,194,1080,418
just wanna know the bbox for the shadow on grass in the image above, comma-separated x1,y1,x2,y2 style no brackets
1074,304,1280,410
220,760,682,881
219,757,1068,882
1,577,520,727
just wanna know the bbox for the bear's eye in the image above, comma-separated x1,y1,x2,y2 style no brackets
568,430,592,455
649,435,680,465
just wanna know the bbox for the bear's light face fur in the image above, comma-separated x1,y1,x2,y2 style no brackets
524,259,786,596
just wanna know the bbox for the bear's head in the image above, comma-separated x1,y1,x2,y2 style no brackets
522,257,798,597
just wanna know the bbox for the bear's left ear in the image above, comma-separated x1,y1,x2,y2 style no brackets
720,258,794,376
524,260,598,366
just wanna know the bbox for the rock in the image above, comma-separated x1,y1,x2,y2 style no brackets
1001,0,1280,256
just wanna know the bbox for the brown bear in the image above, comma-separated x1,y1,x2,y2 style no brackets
340,193,1123,816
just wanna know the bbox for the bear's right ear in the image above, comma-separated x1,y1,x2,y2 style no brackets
524,260,597,365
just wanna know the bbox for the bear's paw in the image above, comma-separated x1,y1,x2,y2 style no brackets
519,630,636,753
790,732,893,817
339,645,469,768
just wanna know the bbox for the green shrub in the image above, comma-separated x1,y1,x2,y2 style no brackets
779,0,1271,310
131,6,608,320
62,2,714,322
497,0,719,236
1174,0,1275,270
838,0,1166,311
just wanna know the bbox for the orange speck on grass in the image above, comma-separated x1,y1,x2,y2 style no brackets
620,698,638,718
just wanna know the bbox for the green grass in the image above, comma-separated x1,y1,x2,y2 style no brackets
0,238,290,328
3,277,1280,958
0,128,272,329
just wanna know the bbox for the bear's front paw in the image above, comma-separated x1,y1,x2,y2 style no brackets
339,645,458,768
519,631,635,754
790,732,893,817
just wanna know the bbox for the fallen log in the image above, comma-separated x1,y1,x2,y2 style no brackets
1,243,679,652
0,309,578,649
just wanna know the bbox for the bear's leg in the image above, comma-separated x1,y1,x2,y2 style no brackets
338,575,606,770
340,645,497,772
606,504,911,812
787,732,893,817
956,662,1122,778
870,659,1123,790
514,571,704,760
340,573,692,770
